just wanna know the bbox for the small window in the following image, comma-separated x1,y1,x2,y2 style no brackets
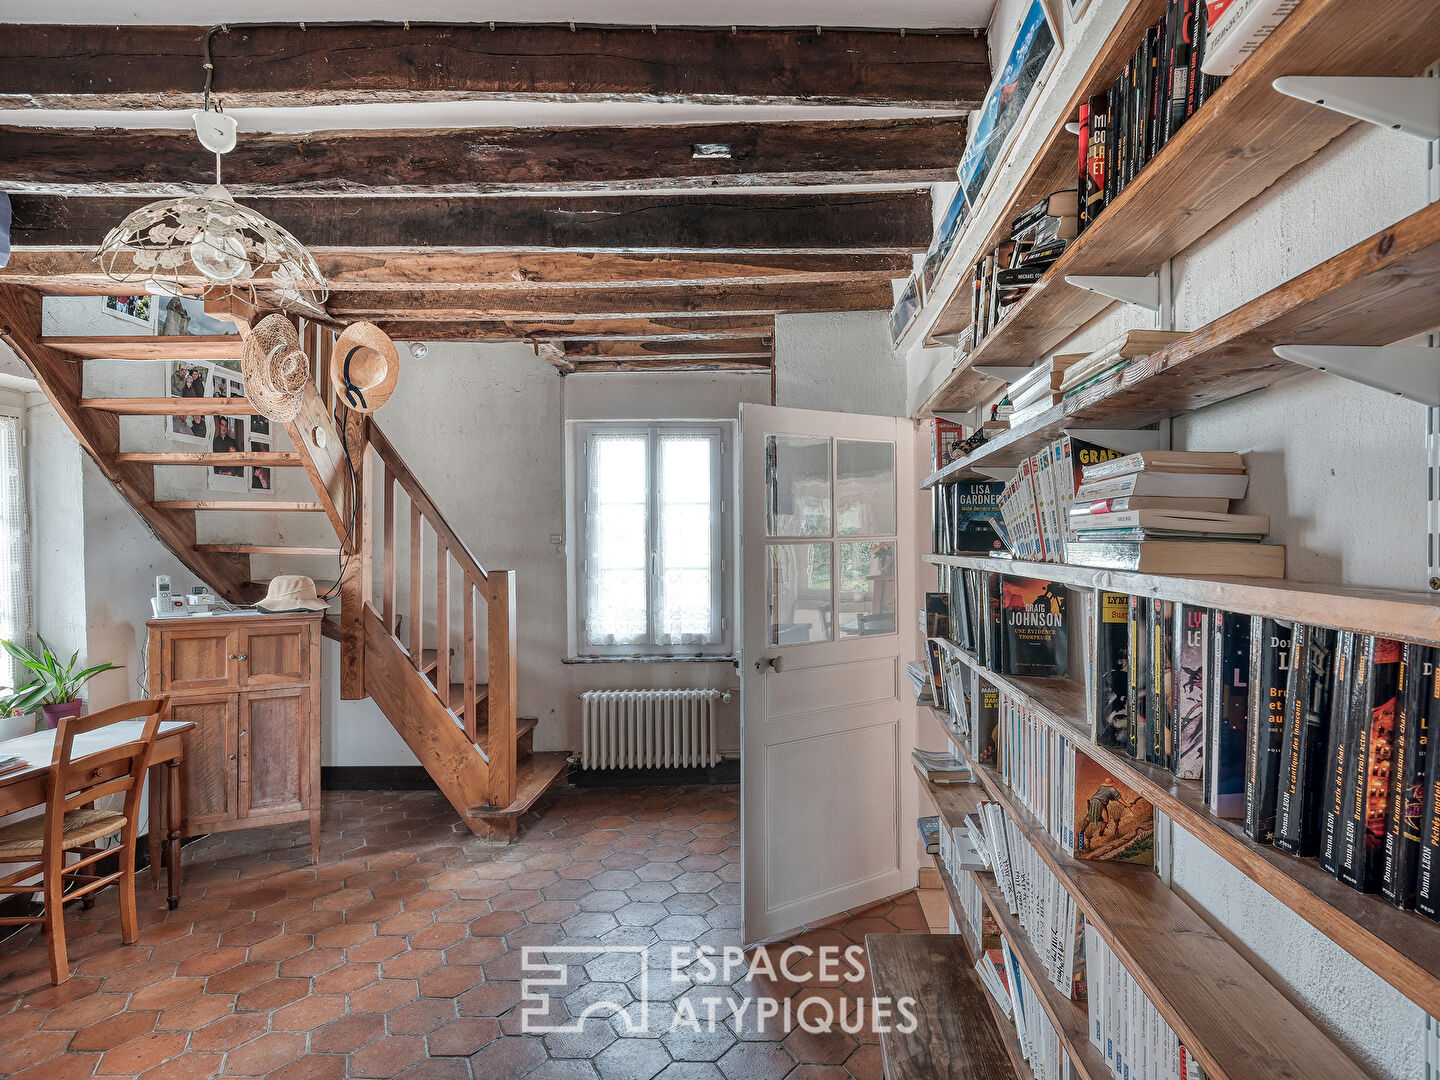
569,421,733,658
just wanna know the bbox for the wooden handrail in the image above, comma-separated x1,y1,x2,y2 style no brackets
367,421,493,593
363,416,519,805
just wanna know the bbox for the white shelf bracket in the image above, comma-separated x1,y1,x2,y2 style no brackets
1273,344,1440,406
1273,76,1440,141
972,365,1036,383
1066,271,1162,312
1064,121,1082,135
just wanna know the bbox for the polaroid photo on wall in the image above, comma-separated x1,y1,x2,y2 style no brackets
165,360,212,446
248,439,274,495
208,414,249,491
102,294,156,329
251,414,271,438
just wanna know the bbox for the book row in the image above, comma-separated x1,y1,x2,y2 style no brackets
937,568,1070,679
1086,924,1207,1080
1078,0,1226,232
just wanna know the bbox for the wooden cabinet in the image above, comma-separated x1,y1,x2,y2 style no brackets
148,613,323,862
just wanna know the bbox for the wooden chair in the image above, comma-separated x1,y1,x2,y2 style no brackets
0,697,167,984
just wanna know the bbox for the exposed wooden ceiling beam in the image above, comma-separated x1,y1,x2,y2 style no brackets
374,316,776,342
0,249,912,293
568,359,773,373
0,117,966,196
560,338,772,358
0,24,988,110
8,192,932,252
327,280,891,318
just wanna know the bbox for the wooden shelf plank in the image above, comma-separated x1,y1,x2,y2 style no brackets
864,933,1020,1080
195,544,337,555
40,335,245,360
925,551,1440,649
920,745,1368,1080
932,643,1440,1017
117,451,303,466
922,193,1440,475
152,500,324,512
914,0,1440,409
82,397,256,415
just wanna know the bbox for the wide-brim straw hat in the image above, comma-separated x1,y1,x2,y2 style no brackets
330,321,400,414
255,574,330,612
241,314,310,424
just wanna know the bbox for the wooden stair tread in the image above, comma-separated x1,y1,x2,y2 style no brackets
118,451,304,466
153,500,325,512
82,397,256,414
865,933,1018,1080
197,544,337,555
40,335,244,360
471,752,569,820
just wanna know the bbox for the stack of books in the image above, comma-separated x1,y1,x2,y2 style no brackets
1004,353,1085,429
1067,450,1286,576
0,755,26,778
907,660,934,705
1058,329,1187,400
912,747,973,784
966,189,1078,351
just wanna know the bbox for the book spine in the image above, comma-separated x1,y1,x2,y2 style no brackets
1077,102,1093,232
1104,77,1121,210
1342,638,1401,891
1416,658,1440,919
1274,623,1309,854
1211,611,1251,818
1174,605,1207,780
1318,630,1355,877
1149,598,1173,766
1244,618,1292,844
1382,645,1431,907
1150,10,1170,161
1337,636,1375,887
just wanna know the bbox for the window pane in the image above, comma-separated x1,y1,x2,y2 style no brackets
656,434,715,643
767,542,832,646
766,435,831,538
836,440,896,537
587,433,649,645
836,541,896,638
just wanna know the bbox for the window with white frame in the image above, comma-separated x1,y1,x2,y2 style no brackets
569,421,733,658
0,400,29,690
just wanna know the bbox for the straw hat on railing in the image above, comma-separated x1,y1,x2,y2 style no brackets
240,314,311,424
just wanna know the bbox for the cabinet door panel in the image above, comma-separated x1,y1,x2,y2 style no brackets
239,688,307,817
172,694,237,829
241,623,308,689
161,629,238,692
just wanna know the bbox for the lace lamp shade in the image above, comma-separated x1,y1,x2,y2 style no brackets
93,184,328,312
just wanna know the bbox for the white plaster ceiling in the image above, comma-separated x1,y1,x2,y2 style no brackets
0,0,995,27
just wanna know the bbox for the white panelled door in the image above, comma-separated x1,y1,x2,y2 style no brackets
739,403,918,944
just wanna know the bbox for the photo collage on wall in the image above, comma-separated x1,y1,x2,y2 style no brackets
164,359,274,496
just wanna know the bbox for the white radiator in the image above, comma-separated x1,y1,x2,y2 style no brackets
580,689,722,770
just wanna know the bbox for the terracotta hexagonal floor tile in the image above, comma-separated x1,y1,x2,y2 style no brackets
387,996,458,1036
235,977,310,1012
312,961,380,996
784,1026,858,1066
654,1063,727,1080
543,1019,618,1059
427,1016,502,1057
94,1031,189,1076
469,910,528,937
418,964,486,999
716,1041,796,1080
8,1050,103,1080
562,911,620,938
787,1067,850,1080
264,1053,350,1080
383,948,447,980
2,1029,73,1074
468,1033,548,1078
203,961,276,995
350,1033,427,1077
662,1022,739,1063
221,1031,307,1076
67,1009,159,1052
278,947,345,978
310,1013,385,1054
133,1050,225,1080
842,1042,883,1080
189,1011,269,1051
593,1036,673,1080
270,993,348,1032
456,980,523,1017
39,991,128,1030
443,935,506,967
526,1059,603,1080
525,899,581,924
348,978,419,1014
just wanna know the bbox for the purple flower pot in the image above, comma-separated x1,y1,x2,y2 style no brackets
42,700,84,730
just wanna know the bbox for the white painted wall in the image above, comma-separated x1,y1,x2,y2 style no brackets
899,0,1436,1074
775,310,908,417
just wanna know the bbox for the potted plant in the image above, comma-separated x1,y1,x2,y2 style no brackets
0,637,116,729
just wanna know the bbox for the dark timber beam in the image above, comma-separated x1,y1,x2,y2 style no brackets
0,118,967,195
569,359,773,373
8,192,932,252
327,280,893,318
560,338,772,358
0,24,989,110
375,316,777,342
0,249,913,292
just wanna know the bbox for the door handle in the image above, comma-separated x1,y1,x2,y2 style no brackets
237,653,248,661
239,729,247,737
766,655,784,673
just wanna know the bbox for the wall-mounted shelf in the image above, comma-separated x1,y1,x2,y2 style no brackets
918,195,1440,488
920,785,1110,1080
929,642,1440,1016
923,552,1440,645
910,0,1440,416
917,735,1369,1080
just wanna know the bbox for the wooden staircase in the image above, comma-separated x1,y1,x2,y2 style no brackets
0,284,566,842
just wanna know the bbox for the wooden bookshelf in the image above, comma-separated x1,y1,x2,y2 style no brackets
909,0,1440,407
921,194,1440,481
924,551,1440,645
864,933,1021,1080
920,793,1111,1080
931,642,1440,1016
930,851,984,961
916,753,1369,1080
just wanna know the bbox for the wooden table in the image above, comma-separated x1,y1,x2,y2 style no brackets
0,720,195,909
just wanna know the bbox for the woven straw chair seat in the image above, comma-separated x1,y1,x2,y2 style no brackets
0,808,126,857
